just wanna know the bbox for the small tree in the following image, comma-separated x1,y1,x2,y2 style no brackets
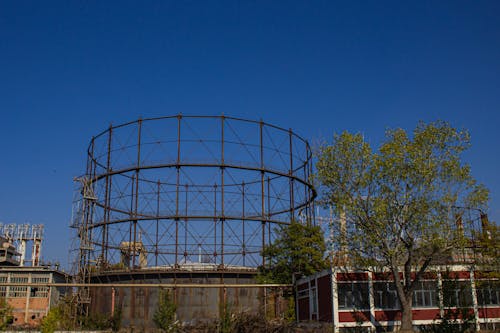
153,288,178,332
41,306,62,333
316,121,488,332
109,306,122,332
0,298,13,330
218,301,233,333
259,219,327,284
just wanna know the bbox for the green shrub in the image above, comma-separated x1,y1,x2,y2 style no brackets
153,288,178,332
40,307,61,333
0,298,13,330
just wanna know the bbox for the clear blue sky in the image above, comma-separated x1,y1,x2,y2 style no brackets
1,1,499,267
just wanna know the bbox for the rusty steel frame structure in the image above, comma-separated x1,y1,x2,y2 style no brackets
72,115,315,290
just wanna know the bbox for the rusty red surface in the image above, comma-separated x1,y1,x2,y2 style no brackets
338,311,370,322
317,275,332,322
298,297,310,321
478,307,500,318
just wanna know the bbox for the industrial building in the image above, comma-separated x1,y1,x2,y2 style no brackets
0,265,69,326
296,265,500,332
0,224,70,327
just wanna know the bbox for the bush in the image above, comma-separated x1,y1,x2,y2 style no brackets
0,298,13,330
40,307,61,333
153,288,179,332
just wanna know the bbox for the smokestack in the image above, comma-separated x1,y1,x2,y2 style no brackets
32,240,41,266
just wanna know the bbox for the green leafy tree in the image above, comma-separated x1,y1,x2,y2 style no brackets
109,307,122,332
40,296,120,332
0,298,13,330
41,306,62,333
40,299,78,333
259,219,327,284
315,121,488,332
153,288,178,332
218,302,233,333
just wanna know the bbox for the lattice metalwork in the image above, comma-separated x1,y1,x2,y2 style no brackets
72,115,316,273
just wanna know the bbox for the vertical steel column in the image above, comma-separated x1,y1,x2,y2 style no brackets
128,174,134,268
259,121,265,266
132,119,142,267
88,138,97,277
267,176,271,245
102,126,112,262
241,181,246,267
213,184,218,263
308,144,315,225
303,164,309,225
184,184,188,262
220,116,225,267
81,137,96,315
106,175,113,263
90,138,98,270
289,129,295,220
81,139,93,275
156,180,160,267
175,115,181,266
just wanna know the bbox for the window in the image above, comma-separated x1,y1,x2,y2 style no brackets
32,275,50,284
10,275,28,284
412,281,438,308
442,280,472,307
373,282,399,309
476,281,500,306
9,286,27,298
338,282,369,309
297,289,309,299
0,275,7,297
30,286,49,298
9,274,29,298
311,287,317,315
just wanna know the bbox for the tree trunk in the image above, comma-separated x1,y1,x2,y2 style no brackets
399,296,414,332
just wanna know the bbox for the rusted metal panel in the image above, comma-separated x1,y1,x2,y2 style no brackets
89,270,270,329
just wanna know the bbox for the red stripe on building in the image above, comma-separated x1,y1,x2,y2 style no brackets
338,311,371,322
337,272,369,281
478,307,500,318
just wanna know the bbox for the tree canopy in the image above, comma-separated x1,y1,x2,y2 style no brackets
259,219,327,284
315,121,488,331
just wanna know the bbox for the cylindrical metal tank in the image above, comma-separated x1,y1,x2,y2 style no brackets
89,265,262,329
73,115,315,326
